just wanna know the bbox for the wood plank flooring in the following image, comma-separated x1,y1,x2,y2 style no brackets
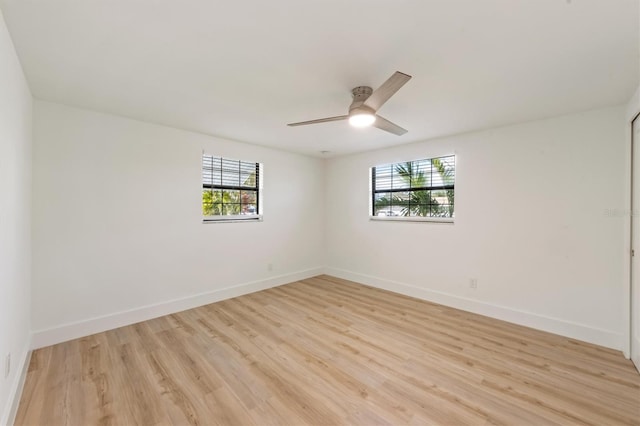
15,275,640,425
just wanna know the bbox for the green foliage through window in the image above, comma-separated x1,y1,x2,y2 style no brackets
202,155,261,219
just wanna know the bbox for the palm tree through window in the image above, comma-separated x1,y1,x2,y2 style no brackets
371,155,455,218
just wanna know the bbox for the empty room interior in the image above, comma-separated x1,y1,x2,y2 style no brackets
2,0,640,425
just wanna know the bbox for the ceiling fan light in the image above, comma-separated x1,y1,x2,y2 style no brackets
349,113,376,128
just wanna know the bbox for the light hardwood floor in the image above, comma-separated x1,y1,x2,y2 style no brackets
15,275,640,425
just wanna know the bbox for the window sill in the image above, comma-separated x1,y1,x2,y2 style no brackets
203,215,263,224
369,216,454,224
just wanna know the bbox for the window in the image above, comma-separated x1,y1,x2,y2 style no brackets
202,154,262,222
371,155,455,220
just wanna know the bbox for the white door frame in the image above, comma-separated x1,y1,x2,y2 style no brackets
624,93,639,360
629,112,640,370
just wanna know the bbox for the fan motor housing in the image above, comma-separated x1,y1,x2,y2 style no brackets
351,86,373,99
349,86,373,112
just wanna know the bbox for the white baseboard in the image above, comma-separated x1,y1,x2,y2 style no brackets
31,267,324,349
1,343,31,426
324,267,623,350
29,266,626,352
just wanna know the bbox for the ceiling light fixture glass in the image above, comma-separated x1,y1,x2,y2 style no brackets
349,113,376,128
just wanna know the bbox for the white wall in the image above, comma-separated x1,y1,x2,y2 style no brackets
23,95,634,354
31,101,325,347
325,106,627,349
0,9,32,426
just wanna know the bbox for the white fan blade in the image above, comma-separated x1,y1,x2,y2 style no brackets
364,71,412,111
287,115,349,126
374,115,407,136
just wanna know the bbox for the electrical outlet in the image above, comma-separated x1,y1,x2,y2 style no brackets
4,353,10,379
469,278,478,289
267,263,273,272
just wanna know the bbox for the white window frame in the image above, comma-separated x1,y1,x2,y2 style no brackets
202,153,264,223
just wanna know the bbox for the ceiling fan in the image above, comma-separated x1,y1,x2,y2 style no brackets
287,71,412,136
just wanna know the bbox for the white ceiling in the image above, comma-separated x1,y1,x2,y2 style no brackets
1,0,638,157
